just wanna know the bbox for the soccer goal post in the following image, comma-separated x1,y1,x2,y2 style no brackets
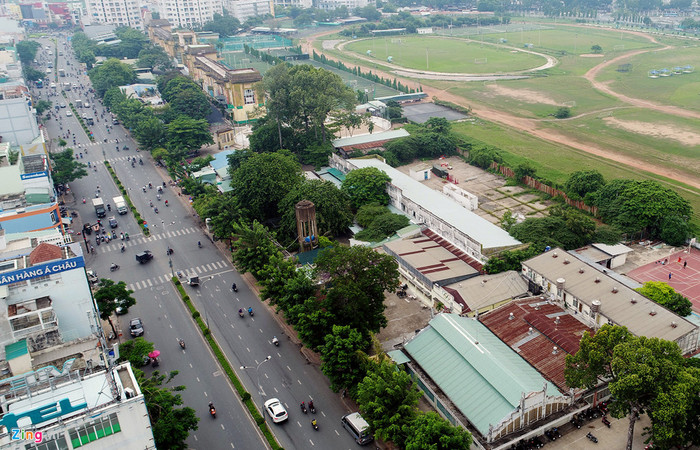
391,38,403,44
613,44,625,51
474,57,488,64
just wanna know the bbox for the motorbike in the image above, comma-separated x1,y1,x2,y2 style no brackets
165,200,169,207
198,241,203,248
154,207,159,214
142,186,146,193
309,402,315,414
311,419,318,431
248,307,254,317
209,402,216,418
139,158,143,165
125,234,130,241
151,357,159,368
238,309,244,318
272,336,279,346
120,245,125,253
602,416,611,428
232,283,237,292
586,433,598,444
300,402,307,414
178,339,186,350
110,264,120,272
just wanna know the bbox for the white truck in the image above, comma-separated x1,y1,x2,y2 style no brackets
113,196,128,215
92,198,106,218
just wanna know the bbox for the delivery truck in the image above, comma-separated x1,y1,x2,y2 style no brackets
92,198,106,218
113,196,128,215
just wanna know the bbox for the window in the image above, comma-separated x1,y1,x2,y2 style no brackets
32,275,51,285
8,280,28,290
25,434,69,450
69,413,121,448
244,89,255,104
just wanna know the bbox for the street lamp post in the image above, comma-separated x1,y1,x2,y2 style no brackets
241,355,272,401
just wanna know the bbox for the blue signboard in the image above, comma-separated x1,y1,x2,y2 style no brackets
0,256,85,286
20,171,49,181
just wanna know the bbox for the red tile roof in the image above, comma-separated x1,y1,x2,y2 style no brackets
480,297,594,391
29,243,63,265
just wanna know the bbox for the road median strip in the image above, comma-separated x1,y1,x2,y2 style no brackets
172,277,282,450
104,161,150,236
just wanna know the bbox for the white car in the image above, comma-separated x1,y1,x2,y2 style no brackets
264,398,288,423
66,111,72,117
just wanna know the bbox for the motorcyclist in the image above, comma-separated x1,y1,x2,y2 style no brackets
232,283,237,291
248,307,253,315
238,308,244,316
309,400,314,411
198,241,202,248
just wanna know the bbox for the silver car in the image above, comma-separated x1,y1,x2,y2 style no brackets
129,318,144,337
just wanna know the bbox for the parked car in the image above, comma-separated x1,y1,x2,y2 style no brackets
264,398,288,423
129,318,144,337
115,299,130,315
66,111,72,117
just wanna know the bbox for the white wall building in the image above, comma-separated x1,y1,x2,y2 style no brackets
225,0,274,22
316,0,369,9
85,0,143,29
155,0,222,28
273,0,312,9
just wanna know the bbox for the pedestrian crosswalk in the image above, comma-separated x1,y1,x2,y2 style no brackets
93,227,200,253
125,259,231,291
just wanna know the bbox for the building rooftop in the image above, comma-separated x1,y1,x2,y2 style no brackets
522,248,697,343
480,297,594,391
349,158,521,251
332,129,409,150
383,234,479,284
404,314,561,436
592,243,633,256
445,271,528,314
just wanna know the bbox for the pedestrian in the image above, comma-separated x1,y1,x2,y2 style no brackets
678,256,682,263
669,272,672,280
684,260,687,269
90,245,95,253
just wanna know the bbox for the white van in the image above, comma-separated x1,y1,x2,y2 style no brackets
341,412,373,445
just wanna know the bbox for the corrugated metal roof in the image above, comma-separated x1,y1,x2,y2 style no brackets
332,129,409,148
404,314,560,436
523,248,697,343
592,243,633,256
446,271,528,312
387,349,411,365
349,159,521,250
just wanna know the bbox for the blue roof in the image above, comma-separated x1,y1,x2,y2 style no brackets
211,150,236,171
405,314,560,436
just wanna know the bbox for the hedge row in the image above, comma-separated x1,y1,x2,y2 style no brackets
104,161,150,236
68,102,95,142
171,278,282,450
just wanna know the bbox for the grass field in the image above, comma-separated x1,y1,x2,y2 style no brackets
343,36,545,73
596,44,700,111
437,24,658,56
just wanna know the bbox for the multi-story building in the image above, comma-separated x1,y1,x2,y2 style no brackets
521,247,699,354
225,0,274,22
85,0,143,30
154,0,222,29
184,47,263,124
316,0,369,10
272,0,312,9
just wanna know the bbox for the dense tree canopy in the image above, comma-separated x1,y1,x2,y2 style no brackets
404,412,473,450
159,75,212,121
16,40,41,64
202,13,241,37
166,117,214,158
320,325,369,391
231,221,279,275
229,150,304,222
89,59,137,97
565,170,605,200
508,206,596,250
49,148,88,186
277,179,353,242
636,281,692,317
341,167,391,210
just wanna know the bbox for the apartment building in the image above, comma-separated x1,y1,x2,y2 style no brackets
225,0,274,22
85,0,143,29
316,0,369,10
154,0,222,28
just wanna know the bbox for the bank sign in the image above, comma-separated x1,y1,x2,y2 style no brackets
0,257,84,286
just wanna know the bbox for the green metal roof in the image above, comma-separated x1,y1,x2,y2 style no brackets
387,350,410,365
404,314,561,436
6,340,28,360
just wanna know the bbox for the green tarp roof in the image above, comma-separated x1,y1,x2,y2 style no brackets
404,314,560,436
6,340,28,360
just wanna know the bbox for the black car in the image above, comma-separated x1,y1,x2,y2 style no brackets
108,216,118,228
135,251,153,264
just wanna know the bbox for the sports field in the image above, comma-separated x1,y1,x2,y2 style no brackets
343,36,545,73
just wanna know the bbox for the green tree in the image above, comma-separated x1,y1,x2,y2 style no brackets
192,191,241,239
591,44,603,53
134,116,167,151
554,107,571,119
94,279,136,338
341,167,391,210
357,358,422,447
23,66,45,82
229,150,304,222
203,13,242,37
424,117,451,134
636,281,692,317
315,246,400,337
137,44,172,71
509,208,595,250
320,325,369,391
659,215,691,246
89,58,137,97
595,179,692,238
404,411,473,450
118,337,154,367
483,244,545,274
166,116,213,159
565,324,633,390
136,370,199,450
34,100,52,115
289,297,337,350
278,179,353,241
565,170,605,200
231,221,278,275
49,148,88,186
354,212,410,241
16,40,41,64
